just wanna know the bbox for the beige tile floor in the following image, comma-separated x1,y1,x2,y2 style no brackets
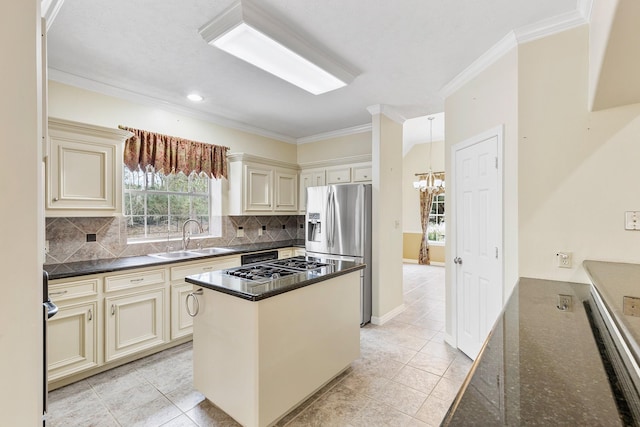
47,264,471,427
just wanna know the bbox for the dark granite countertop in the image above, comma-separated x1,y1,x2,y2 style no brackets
584,260,640,367
442,277,628,426
186,257,364,301
43,239,304,280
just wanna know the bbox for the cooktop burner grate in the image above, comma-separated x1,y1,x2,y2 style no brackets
223,257,329,282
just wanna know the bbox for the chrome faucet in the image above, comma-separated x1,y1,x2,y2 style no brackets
182,219,203,251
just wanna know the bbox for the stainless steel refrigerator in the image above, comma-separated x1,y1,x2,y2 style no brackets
306,183,372,325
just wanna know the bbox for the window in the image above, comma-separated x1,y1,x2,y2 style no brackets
428,193,445,243
123,167,220,242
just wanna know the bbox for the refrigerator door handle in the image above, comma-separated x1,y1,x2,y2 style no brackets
326,189,332,247
331,190,337,248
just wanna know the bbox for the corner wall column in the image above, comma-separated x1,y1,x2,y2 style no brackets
367,105,405,324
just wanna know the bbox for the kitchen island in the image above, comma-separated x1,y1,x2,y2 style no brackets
186,256,364,427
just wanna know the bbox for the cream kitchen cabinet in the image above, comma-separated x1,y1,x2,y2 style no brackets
298,170,325,213
46,118,132,217
227,153,299,215
47,277,100,382
104,268,168,362
169,256,241,339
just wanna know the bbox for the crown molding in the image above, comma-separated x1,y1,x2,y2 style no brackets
42,0,65,31
296,123,372,144
367,104,406,124
226,152,299,170
298,154,372,170
48,68,298,144
578,0,594,21
514,9,588,44
439,8,590,99
439,32,518,99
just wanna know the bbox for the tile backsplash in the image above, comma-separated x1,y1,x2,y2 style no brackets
45,215,304,264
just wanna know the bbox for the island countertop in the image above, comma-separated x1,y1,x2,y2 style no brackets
186,257,364,301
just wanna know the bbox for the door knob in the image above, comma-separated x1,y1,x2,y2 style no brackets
454,257,463,265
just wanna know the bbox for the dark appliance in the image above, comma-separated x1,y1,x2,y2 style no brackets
240,250,279,265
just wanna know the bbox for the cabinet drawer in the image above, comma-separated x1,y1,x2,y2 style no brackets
105,269,166,292
353,166,372,182
326,167,351,184
170,257,241,281
49,278,99,302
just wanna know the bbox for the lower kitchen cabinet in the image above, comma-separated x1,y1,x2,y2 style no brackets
47,300,98,382
169,255,241,339
104,287,166,362
171,282,196,340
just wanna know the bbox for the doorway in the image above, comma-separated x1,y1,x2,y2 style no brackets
452,126,503,360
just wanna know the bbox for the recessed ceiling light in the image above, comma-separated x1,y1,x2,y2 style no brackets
187,93,204,102
198,1,355,95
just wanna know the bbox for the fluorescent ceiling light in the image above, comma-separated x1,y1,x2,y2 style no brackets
199,1,355,95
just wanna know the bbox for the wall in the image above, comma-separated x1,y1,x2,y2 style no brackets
444,47,519,341
296,131,371,165
518,25,640,283
0,0,43,422
48,81,297,164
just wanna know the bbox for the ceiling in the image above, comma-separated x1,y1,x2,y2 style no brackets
46,0,580,144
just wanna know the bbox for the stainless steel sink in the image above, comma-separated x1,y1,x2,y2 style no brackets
148,251,201,260
191,247,235,256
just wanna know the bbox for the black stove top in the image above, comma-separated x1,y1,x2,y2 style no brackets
223,257,329,282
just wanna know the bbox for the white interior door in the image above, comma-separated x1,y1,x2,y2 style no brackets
454,131,502,360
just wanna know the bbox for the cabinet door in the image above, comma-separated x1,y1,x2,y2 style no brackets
105,288,166,362
48,137,116,210
48,301,98,382
326,167,351,184
352,165,372,182
299,171,325,213
244,165,273,211
171,283,195,340
275,170,297,212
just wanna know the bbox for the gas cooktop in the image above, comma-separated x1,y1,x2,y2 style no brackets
223,257,329,282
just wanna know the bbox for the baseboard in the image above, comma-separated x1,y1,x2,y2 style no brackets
371,304,406,325
444,332,456,348
402,259,445,267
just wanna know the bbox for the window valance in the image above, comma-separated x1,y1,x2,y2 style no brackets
119,126,229,179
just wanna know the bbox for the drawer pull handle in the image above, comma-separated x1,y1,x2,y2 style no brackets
50,290,67,296
130,278,144,283
186,288,204,317
203,267,213,271
111,304,115,316
88,308,93,321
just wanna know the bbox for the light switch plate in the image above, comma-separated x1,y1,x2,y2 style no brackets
625,211,640,230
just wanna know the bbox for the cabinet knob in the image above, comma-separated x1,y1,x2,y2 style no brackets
53,197,59,202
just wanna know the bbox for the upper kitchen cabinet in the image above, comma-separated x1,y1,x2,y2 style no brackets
227,153,299,215
46,118,132,217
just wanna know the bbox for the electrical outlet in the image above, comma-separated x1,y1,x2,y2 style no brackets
625,211,640,230
557,294,573,311
44,240,50,254
556,251,572,268
624,296,640,317
236,227,244,238
258,228,263,236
